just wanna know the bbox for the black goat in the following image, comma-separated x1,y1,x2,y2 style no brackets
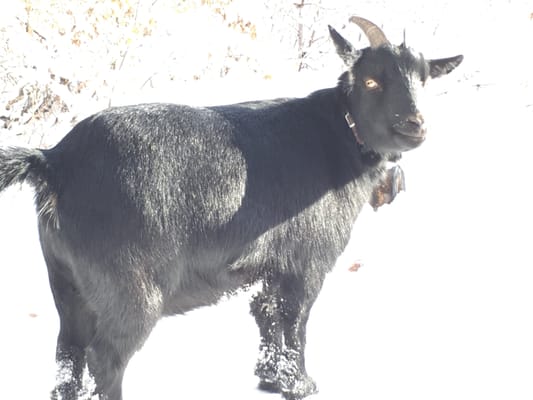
0,17,462,400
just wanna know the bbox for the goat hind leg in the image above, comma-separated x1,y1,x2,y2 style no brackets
86,292,161,400
46,257,97,400
86,337,127,400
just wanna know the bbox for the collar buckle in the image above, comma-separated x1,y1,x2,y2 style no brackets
344,112,364,145
344,112,356,128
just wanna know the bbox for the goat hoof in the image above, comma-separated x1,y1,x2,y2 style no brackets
258,380,281,393
281,376,318,400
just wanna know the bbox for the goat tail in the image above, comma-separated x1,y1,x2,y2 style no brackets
0,147,45,191
0,147,58,227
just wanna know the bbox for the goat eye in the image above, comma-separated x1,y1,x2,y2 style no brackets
364,78,380,90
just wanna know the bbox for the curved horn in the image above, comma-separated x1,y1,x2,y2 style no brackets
349,16,390,49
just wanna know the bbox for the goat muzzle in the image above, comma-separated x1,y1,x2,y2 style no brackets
393,113,426,139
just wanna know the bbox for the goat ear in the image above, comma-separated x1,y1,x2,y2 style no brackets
428,55,464,79
328,25,362,67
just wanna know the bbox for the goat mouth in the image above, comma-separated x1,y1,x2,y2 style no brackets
392,118,427,140
393,128,426,149
394,126,427,141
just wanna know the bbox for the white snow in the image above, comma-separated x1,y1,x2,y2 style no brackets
1,1,533,399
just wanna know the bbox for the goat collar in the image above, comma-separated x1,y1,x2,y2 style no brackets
344,111,365,145
343,110,383,164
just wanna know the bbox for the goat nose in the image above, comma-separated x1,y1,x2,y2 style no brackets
407,113,424,127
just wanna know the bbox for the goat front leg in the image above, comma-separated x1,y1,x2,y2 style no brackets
251,272,324,400
276,273,323,400
250,279,284,393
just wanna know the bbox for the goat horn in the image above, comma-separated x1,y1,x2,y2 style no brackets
349,16,391,49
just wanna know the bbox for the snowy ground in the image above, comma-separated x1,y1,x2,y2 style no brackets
1,1,533,399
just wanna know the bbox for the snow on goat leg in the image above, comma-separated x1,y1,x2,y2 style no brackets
0,16,462,400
